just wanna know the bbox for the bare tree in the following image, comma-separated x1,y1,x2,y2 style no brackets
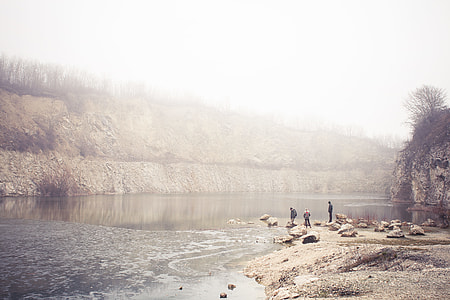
404,85,448,130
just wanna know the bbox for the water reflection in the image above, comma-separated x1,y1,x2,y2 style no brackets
0,193,426,230
0,193,438,299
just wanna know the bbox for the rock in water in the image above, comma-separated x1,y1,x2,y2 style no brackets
220,292,227,298
259,214,271,220
273,235,294,244
266,217,278,227
227,283,236,290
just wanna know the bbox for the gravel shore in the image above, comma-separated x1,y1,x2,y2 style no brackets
244,224,450,300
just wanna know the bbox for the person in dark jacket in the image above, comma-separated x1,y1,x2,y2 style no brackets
328,201,333,223
290,207,297,224
303,208,311,228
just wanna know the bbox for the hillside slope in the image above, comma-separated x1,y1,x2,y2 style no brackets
0,89,396,196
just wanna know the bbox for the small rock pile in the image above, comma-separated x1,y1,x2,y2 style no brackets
326,214,429,239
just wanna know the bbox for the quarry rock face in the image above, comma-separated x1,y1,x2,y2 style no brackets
0,89,395,197
391,111,450,212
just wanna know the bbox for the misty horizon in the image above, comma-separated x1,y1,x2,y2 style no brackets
1,0,450,139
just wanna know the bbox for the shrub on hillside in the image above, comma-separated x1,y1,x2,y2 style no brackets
0,125,56,153
37,166,77,197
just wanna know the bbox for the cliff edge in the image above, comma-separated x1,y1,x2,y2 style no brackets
391,110,450,214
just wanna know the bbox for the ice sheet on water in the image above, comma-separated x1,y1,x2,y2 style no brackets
0,218,282,299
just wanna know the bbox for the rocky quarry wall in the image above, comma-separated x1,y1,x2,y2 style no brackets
0,89,395,197
391,110,450,212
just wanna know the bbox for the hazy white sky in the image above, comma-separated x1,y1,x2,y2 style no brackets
1,0,450,139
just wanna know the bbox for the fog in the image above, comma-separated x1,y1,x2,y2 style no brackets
1,0,450,139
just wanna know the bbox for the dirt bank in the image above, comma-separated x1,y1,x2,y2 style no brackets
244,225,450,299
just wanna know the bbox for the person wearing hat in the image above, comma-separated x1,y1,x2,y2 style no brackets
303,208,311,228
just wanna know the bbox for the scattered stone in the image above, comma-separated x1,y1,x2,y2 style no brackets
387,229,405,238
178,286,183,290
336,213,347,220
328,222,341,231
271,287,300,300
388,222,402,230
274,235,294,244
409,224,425,235
266,217,279,227
380,221,389,228
357,222,368,228
227,283,236,290
374,225,385,232
294,275,319,286
227,218,245,225
421,218,437,227
289,225,307,238
337,224,354,234
285,221,297,228
341,230,358,237
439,221,449,228
302,231,320,244
313,220,322,226
260,214,271,220
271,287,290,300
220,292,227,298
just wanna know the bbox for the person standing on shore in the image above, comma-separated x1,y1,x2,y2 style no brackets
303,208,311,228
328,201,333,223
290,207,297,225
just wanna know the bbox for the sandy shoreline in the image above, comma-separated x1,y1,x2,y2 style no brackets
244,223,450,299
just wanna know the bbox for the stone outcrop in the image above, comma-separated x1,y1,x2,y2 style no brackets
391,110,450,213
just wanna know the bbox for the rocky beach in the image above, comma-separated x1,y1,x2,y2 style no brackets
244,217,450,300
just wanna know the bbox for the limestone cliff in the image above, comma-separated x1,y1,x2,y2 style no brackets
0,89,396,196
391,110,450,211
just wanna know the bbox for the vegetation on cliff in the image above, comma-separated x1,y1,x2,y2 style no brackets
391,85,449,222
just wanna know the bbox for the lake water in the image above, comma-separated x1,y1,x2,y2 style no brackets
0,193,431,299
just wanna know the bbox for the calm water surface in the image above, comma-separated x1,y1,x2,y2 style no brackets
0,193,428,299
